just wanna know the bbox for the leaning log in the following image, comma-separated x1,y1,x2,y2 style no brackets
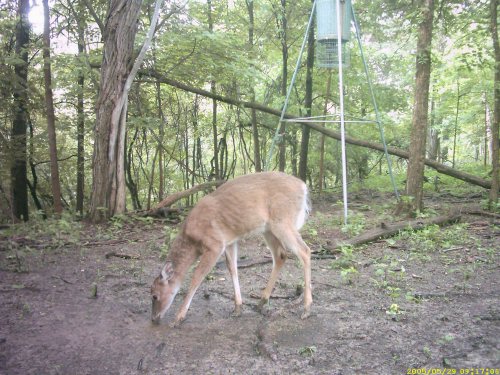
146,180,224,216
141,69,495,191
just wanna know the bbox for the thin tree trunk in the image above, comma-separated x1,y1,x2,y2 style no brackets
42,0,63,215
207,0,219,179
319,69,332,193
11,0,30,221
76,9,85,216
489,0,499,208
278,0,288,172
246,0,262,172
484,93,492,167
28,119,45,217
298,2,315,182
452,80,460,168
405,0,434,213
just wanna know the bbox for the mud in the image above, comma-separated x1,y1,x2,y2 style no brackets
0,192,498,374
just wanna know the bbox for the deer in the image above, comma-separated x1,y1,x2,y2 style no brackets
150,171,312,327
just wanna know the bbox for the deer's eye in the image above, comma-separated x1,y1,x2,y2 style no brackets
152,295,158,301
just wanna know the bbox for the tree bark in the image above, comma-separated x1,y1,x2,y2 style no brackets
489,0,500,208
11,0,30,221
42,0,63,215
405,0,434,213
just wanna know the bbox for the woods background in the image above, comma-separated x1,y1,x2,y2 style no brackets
0,0,498,222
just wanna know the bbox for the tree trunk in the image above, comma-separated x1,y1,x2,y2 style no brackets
278,0,288,172
207,0,219,179
319,70,332,193
42,0,63,215
298,4,315,182
246,0,262,172
11,0,30,221
452,80,460,168
489,0,500,208
76,8,85,216
405,0,434,213
484,92,492,167
89,0,142,222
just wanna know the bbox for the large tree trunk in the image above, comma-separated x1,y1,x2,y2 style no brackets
489,0,500,208
89,0,142,222
405,0,434,213
11,0,30,221
42,0,63,215
298,4,315,182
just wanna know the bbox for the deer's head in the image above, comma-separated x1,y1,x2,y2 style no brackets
151,262,179,324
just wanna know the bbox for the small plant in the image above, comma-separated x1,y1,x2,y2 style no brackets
331,245,356,269
341,212,366,236
423,346,432,357
298,345,317,356
385,303,403,317
340,266,358,284
437,334,454,345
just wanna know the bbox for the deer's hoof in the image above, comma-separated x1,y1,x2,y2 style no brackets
231,305,242,317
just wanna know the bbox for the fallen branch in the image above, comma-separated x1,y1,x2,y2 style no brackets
336,213,461,249
105,251,141,260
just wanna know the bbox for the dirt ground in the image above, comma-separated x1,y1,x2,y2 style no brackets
0,191,499,375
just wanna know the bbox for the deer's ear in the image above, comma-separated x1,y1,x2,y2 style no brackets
160,261,174,281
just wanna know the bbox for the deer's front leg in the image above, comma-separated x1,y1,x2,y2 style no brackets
225,242,243,316
172,247,223,326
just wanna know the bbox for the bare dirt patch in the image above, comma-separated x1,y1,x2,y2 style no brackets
0,192,499,375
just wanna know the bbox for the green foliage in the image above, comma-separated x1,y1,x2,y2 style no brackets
397,223,471,255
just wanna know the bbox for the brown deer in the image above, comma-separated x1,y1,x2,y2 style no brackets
151,171,312,326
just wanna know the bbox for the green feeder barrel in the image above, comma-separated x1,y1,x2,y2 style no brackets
316,0,352,43
315,0,352,68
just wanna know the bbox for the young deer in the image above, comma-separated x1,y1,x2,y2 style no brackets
151,171,312,326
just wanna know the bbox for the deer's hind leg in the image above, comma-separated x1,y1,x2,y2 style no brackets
258,231,288,312
268,224,312,319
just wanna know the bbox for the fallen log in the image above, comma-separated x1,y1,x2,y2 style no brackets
337,212,462,249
